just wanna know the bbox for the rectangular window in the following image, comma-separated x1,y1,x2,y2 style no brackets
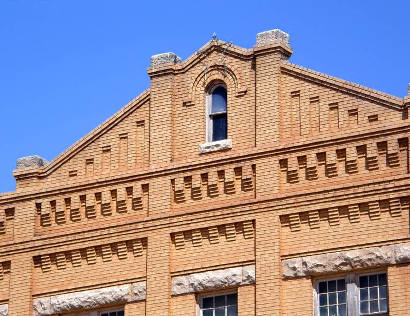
100,310,124,316
318,278,347,316
200,293,237,316
359,273,388,315
315,272,388,316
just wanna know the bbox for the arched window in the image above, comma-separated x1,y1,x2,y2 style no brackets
207,85,227,142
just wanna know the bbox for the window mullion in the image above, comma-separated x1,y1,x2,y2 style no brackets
346,273,359,316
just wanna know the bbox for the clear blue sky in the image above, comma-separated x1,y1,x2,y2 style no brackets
0,1,409,192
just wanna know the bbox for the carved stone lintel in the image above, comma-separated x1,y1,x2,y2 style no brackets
171,265,255,295
282,242,410,279
33,281,146,316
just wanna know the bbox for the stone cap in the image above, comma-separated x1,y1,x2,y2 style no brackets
16,155,47,169
150,52,182,67
256,29,290,46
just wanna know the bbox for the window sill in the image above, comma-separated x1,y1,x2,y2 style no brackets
199,139,232,154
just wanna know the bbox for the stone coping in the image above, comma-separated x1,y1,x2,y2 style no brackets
33,281,146,316
172,264,255,295
282,242,410,279
0,304,7,316
16,155,47,169
199,139,232,154
256,29,290,46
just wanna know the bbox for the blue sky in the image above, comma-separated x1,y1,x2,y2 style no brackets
0,0,409,192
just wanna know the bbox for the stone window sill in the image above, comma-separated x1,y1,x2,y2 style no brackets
199,139,232,154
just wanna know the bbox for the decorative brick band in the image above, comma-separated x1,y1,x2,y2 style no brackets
171,265,255,295
0,304,7,316
282,242,410,279
32,281,146,316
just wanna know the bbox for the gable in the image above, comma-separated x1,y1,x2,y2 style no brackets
18,90,150,190
278,62,404,142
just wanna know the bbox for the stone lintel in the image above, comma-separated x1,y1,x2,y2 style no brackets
150,52,182,67
282,242,410,279
16,155,47,170
33,281,146,316
171,265,255,295
256,29,290,47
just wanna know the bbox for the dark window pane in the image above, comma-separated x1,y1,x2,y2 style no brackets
117,312,124,316
227,305,237,316
328,293,337,305
338,291,346,304
369,274,378,287
328,280,336,292
319,294,327,306
212,115,227,141
380,299,388,312
359,276,368,288
203,310,213,316
109,313,116,316
360,301,369,314
319,307,328,316
101,314,108,316
360,288,368,301
379,273,387,286
337,279,346,291
203,297,214,308
215,295,225,307
379,285,387,299
211,86,227,113
369,287,378,300
329,305,337,316
227,293,237,306
319,282,327,293
370,300,379,313
338,304,347,316
215,307,225,316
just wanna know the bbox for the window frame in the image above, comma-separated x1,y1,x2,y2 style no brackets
206,83,228,143
313,271,389,316
98,308,125,316
197,290,238,316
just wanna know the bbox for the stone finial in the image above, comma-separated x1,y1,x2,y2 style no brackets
407,83,410,95
150,52,182,67
16,155,47,169
256,29,290,46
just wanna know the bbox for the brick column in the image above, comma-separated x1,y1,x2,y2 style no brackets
254,29,292,148
147,52,181,168
255,212,281,316
8,254,32,316
146,229,171,316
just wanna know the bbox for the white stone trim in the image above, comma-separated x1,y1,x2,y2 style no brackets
33,281,146,316
282,242,410,279
0,304,8,316
171,264,255,295
199,139,232,154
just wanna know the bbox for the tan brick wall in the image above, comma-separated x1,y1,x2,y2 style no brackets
0,33,409,316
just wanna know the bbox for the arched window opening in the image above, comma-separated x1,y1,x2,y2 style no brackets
207,85,227,142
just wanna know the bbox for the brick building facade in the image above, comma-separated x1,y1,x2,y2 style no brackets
0,29,409,316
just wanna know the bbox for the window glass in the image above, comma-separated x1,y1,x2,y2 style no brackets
211,86,227,113
101,311,124,316
212,115,227,141
201,293,237,316
359,273,388,314
318,278,347,316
